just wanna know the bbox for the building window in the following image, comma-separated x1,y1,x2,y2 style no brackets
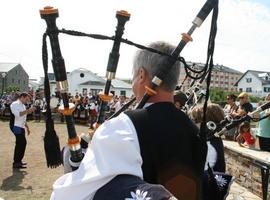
264,87,270,92
23,80,26,85
16,70,17,74
12,79,14,83
120,90,126,96
82,88,87,95
18,80,20,84
246,88,252,92
91,89,102,96
80,73,85,78
246,78,252,83
239,88,243,92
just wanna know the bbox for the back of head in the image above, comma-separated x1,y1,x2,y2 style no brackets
227,94,237,102
239,121,250,133
133,41,180,92
189,103,225,123
174,91,188,105
19,92,30,99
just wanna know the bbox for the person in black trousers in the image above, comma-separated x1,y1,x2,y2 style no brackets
10,92,35,169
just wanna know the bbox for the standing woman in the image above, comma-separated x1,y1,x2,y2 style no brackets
256,94,270,152
10,92,36,169
223,94,238,140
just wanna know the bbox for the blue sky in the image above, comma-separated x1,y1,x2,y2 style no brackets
256,0,270,7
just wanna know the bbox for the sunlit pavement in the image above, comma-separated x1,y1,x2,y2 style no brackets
227,182,261,200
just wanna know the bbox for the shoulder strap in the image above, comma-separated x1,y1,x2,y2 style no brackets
125,109,150,154
125,109,149,139
125,109,156,182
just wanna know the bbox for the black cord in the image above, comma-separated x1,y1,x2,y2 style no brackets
200,1,219,142
58,28,208,81
42,33,52,118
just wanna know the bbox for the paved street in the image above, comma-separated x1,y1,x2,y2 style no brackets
227,182,261,200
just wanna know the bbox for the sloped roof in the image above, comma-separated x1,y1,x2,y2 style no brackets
234,70,270,86
69,68,105,83
185,62,242,74
47,68,132,89
80,80,105,86
111,79,132,89
80,78,132,89
0,63,20,72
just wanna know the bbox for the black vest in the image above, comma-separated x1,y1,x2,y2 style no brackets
125,102,207,184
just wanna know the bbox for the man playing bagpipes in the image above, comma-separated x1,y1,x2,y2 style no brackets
50,42,206,200
39,0,220,198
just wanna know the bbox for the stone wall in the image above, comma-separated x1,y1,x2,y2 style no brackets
224,142,270,199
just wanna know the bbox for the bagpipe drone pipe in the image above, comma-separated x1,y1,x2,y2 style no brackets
95,11,130,128
40,7,84,169
184,67,211,111
40,7,130,170
205,101,270,138
38,1,213,169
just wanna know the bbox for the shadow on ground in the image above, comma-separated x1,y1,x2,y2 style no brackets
1,169,32,192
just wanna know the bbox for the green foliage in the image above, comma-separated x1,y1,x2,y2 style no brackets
209,88,234,104
249,95,262,103
209,88,262,105
5,85,19,93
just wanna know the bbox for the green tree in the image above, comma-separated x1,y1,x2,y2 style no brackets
209,88,240,106
209,88,262,105
5,85,19,93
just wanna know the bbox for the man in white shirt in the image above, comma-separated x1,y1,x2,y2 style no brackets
51,42,204,200
10,92,36,169
113,95,126,112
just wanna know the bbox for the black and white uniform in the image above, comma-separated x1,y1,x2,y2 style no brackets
51,102,205,200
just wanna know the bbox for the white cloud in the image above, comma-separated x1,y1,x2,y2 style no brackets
0,0,269,80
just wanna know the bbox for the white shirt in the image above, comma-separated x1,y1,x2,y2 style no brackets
204,141,217,171
10,99,27,128
113,101,125,112
50,113,142,200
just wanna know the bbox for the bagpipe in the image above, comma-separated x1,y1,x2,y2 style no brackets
209,101,270,138
184,67,210,111
40,7,130,169
38,1,240,199
38,0,239,197
39,0,218,157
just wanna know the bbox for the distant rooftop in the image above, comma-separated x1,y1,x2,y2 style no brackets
111,79,132,89
80,78,132,89
235,70,270,86
185,62,242,74
0,63,20,72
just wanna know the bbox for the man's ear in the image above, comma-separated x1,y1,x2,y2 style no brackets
138,67,147,84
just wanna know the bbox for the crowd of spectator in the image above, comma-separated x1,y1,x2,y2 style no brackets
2,90,270,153
0,90,134,128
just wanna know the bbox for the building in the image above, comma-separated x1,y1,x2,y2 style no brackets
179,62,242,92
40,68,133,97
39,73,57,95
235,70,270,97
29,79,40,91
0,63,29,93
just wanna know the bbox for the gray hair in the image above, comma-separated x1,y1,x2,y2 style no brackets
133,41,180,92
